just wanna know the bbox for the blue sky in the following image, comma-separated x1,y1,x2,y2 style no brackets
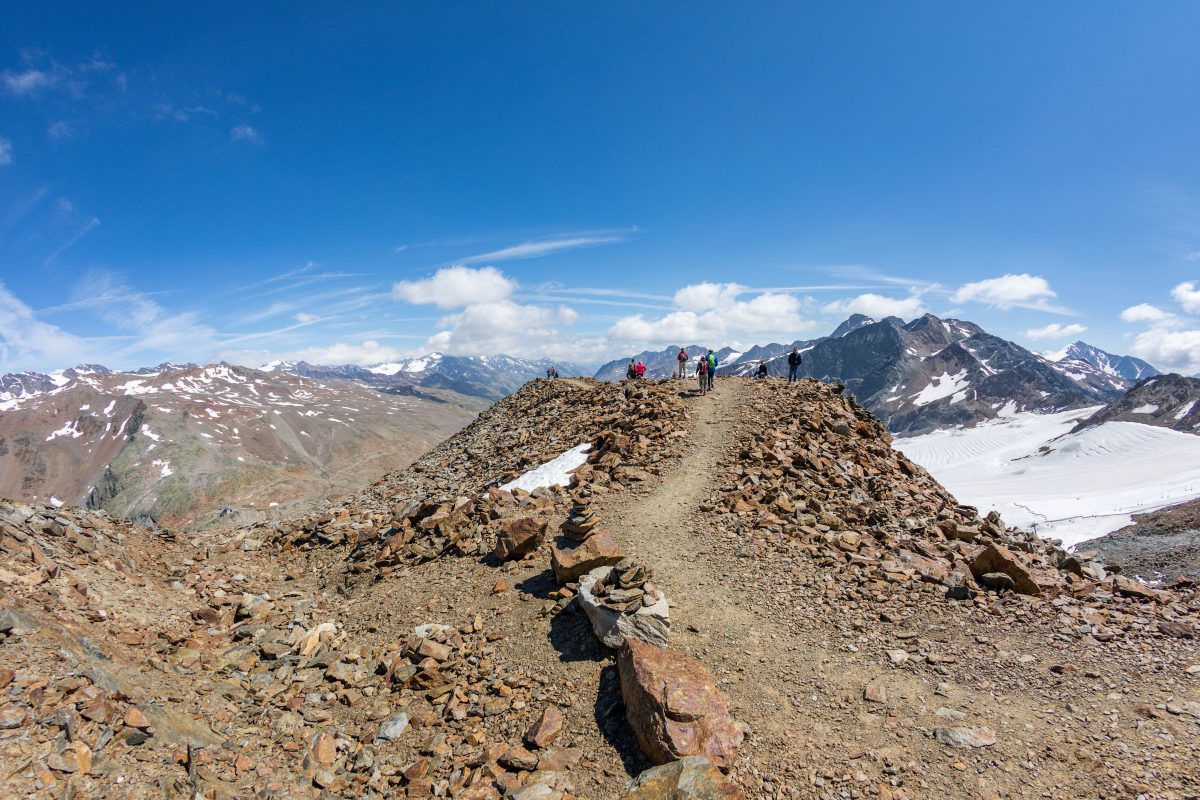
3,2,1200,373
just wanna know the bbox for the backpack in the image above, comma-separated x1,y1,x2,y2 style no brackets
707,353,717,368
697,360,707,375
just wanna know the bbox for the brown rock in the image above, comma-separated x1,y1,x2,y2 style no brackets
969,544,1057,597
621,756,745,799
525,706,564,749
1112,575,1164,602
550,530,625,584
618,639,743,769
494,516,548,561
417,639,453,662
123,707,150,730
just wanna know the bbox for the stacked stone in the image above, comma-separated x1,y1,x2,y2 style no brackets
589,558,656,613
549,497,624,584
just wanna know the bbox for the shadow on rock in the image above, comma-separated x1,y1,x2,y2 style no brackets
595,663,651,779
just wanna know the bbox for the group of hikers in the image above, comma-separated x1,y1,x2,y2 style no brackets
544,366,560,379
624,345,805,391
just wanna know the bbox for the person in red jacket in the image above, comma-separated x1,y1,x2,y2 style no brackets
634,361,646,379
676,347,689,379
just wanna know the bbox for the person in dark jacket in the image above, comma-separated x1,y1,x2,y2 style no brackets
787,347,802,384
756,360,768,378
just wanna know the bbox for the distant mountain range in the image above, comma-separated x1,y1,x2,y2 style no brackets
263,352,587,401
0,363,481,528
596,314,1164,434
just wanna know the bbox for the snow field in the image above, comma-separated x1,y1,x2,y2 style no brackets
895,408,1200,548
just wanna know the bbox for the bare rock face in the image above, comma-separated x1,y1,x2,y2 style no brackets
578,564,670,648
620,756,746,799
550,530,624,584
617,639,744,769
493,515,548,561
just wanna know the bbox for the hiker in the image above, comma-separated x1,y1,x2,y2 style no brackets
705,350,717,391
676,347,689,379
756,360,768,378
634,360,647,379
696,354,708,395
626,359,637,380
787,347,803,384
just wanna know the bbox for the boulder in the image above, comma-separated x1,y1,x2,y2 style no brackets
620,756,745,799
578,566,670,648
969,543,1057,597
494,516,548,562
618,639,743,769
549,531,624,584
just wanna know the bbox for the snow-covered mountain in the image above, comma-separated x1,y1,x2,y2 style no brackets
264,353,587,401
0,363,480,528
1044,341,1160,382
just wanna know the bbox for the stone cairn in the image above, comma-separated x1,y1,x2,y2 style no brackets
588,558,655,613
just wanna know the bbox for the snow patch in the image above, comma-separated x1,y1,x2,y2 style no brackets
500,444,591,493
152,459,173,477
1131,403,1159,415
46,420,83,441
1174,400,1197,421
911,370,969,407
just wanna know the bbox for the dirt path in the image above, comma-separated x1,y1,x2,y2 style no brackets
596,379,1188,799
601,382,826,789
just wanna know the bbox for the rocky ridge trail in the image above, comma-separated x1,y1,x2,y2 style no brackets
0,377,1197,799
602,379,1199,798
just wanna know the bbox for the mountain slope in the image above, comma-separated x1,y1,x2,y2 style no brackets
0,363,481,527
1073,373,1200,434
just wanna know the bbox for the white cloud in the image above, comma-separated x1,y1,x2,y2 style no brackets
230,125,262,144
461,233,628,263
822,292,925,320
0,282,93,371
672,282,745,311
1171,281,1200,314
1120,303,1172,324
428,301,581,358
1187,252,1200,261
393,265,517,309
293,312,318,324
1025,322,1087,340
0,137,11,166
608,283,813,346
284,339,408,366
1130,328,1200,374
951,274,1058,310
2,68,57,95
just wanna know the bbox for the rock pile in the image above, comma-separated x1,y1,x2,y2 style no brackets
578,560,671,648
707,380,1199,616
551,497,625,584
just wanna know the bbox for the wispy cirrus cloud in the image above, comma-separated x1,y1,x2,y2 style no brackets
458,229,633,264
0,136,11,166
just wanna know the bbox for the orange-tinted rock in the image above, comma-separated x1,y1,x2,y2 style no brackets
524,706,564,749
493,516,548,562
617,639,743,769
550,530,624,584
